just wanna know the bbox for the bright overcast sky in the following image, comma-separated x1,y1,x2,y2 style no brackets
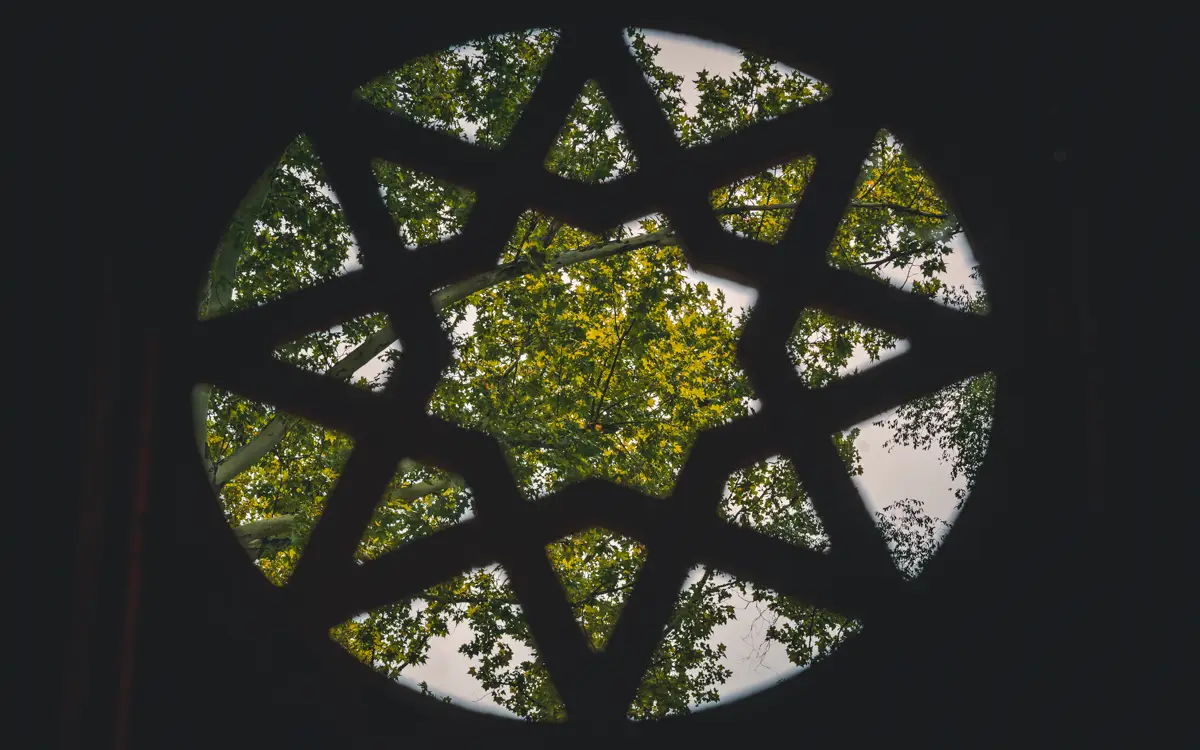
339,29,984,714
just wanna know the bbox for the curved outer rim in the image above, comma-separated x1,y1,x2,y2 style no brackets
185,17,1018,738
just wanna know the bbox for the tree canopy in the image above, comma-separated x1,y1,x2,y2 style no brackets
198,28,993,720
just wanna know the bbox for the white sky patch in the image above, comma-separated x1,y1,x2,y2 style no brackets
395,624,528,716
687,269,758,313
636,31,766,116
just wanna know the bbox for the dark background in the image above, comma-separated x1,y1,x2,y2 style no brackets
14,10,1184,748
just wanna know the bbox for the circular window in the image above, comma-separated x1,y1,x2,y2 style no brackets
192,25,1000,726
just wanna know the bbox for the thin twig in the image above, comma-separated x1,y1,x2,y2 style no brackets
716,200,948,221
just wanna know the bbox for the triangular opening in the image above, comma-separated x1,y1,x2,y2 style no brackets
331,564,535,719
933,241,989,313
332,599,429,683
870,498,952,580
543,79,632,183
412,564,561,720
201,134,355,322
201,389,356,587
788,309,907,388
699,572,861,705
546,528,645,651
272,315,395,390
354,29,559,150
855,370,996,575
631,565,859,717
710,155,816,244
719,456,829,551
829,129,974,306
838,338,911,379
355,459,473,562
624,28,832,146
370,159,476,247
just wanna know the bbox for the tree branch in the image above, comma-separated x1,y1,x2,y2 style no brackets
387,477,462,503
716,200,948,221
432,229,677,311
855,228,961,270
195,162,278,474
538,218,564,252
213,416,291,486
234,514,296,551
589,319,637,426
419,578,635,611
661,567,716,642
234,472,460,558
211,232,679,488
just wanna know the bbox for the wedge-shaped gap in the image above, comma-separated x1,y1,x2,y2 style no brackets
369,159,477,247
685,569,862,711
423,565,564,721
271,315,395,388
787,309,909,388
623,28,832,147
828,129,971,308
719,456,828,552
543,80,633,184
710,155,815,245
331,565,532,719
431,215,754,500
202,135,357,323
355,459,474,562
625,564,736,719
925,234,988,312
871,498,953,581
626,564,859,717
844,371,996,576
544,528,645,651
354,29,560,150
839,339,911,379
204,389,356,586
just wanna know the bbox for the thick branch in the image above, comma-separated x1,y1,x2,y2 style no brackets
234,473,459,557
234,514,296,550
193,383,218,477
195,163,278,472
202,165,276,319
213,417,290,487
431,230,676,311
324,231,677,382
211,344,417,489
388,477,462,503
325,326,399,381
